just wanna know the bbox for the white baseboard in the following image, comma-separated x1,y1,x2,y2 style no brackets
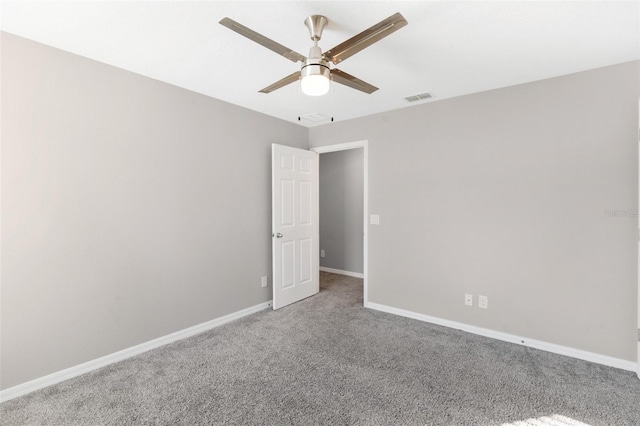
0,300,272,403
319,266,364,279
367,302,637,373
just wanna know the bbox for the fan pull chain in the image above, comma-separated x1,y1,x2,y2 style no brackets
297,75,303,122
330,75,335,122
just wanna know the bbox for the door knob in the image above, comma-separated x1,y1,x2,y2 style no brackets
275,233,283,238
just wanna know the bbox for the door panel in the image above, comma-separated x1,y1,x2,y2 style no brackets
281,180,294,226
281,240,295,289
299,238,312,283
272,144,319,310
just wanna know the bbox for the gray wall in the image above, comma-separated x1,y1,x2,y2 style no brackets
2,29,638,391
310,61,640,362
0,32,308,389
319,149,364,274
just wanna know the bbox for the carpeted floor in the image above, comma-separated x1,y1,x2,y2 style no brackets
2,271,640,425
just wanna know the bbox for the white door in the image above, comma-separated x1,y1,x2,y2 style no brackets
272,144,319,310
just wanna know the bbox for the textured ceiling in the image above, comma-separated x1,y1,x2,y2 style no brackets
2,1,639,127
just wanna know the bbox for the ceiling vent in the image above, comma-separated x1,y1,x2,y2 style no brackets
299,113,330,122
404,92,433,102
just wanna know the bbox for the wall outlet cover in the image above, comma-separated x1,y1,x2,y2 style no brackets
479,295,488,309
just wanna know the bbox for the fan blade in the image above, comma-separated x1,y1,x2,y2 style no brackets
220,17,306,63
331,69,378,94
259,71,301,93
323,12,408,65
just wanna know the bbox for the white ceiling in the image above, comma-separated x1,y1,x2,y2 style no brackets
2,1,639,127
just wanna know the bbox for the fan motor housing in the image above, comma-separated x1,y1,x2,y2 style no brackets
301,58,330,79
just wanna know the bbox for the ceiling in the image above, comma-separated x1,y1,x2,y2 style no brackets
2,1,639,127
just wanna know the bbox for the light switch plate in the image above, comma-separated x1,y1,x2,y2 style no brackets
370,214,380,225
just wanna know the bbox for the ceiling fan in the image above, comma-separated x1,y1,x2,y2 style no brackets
219,13,408,96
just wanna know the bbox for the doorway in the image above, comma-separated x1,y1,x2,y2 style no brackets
312,141,369,306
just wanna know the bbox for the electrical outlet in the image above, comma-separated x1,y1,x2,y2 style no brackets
479,295,488,309
465,294,473,307
261,276,268,288
320,249,325,258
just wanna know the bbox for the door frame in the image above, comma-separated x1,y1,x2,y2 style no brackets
311,140,369,307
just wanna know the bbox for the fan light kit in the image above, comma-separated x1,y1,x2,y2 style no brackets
300,69,330,96
220,12,408,96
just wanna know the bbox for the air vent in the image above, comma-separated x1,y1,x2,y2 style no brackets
404,92,433,102
299,113,329,122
